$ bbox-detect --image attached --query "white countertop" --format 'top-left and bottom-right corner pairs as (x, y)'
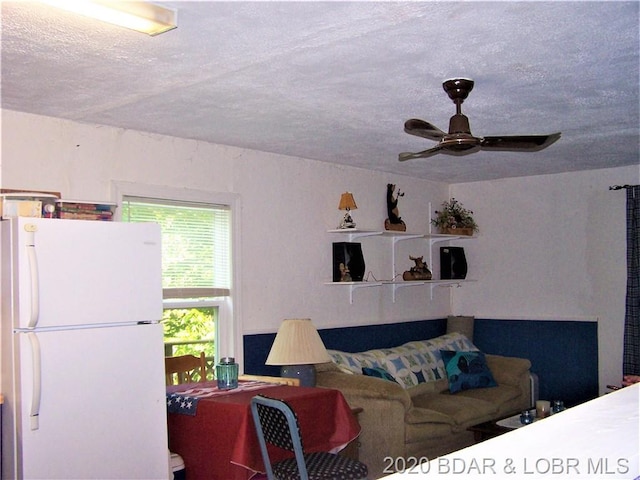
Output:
(381, 383), (639, 479)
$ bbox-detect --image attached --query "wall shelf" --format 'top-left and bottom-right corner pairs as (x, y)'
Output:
(327, 228), (475, 303)
(324, 280), (382, 303)
(326, 229), (383, 241)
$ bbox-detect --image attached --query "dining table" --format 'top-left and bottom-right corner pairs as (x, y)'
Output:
(166, 380), (361, 480)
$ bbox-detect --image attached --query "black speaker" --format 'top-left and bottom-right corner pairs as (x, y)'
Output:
(440, 247), (467, 280)
(332, 242), (365, 282)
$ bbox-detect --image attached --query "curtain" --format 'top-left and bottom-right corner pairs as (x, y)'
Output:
(623, 186), (640, 375)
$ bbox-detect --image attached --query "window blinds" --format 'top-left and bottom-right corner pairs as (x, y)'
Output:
(122, 197), (231, 299)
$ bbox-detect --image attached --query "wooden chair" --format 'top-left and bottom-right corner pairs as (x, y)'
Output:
(239, 374), (300, 386)
(165, 352), (207, 385)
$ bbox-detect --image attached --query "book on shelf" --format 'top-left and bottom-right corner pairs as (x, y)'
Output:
(55, 200), (116, 221)
(57, 211), (114, 221)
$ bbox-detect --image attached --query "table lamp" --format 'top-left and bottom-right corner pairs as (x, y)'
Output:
(338, 192), (357, 229)
(265, 318), (331, 387)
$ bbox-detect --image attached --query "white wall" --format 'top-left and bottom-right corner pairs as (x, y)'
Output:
(0, 109), (452, 365)
(2, 109), (637, 391)
(450, 165), (639, 394)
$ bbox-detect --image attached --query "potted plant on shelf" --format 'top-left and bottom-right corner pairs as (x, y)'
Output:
(431, 198), (478, 235)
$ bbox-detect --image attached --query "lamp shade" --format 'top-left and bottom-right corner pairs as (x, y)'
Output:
(338, 192), (357, 211)
(266, 319), (331, 365)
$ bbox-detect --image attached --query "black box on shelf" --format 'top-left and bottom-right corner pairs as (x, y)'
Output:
(440, 246), (467, 279)
(332, 242), (365, 282)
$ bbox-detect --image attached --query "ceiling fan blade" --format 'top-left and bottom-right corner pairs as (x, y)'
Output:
(480, 132), (561, 152)
(398, 145), (444, 162)
(404, 119), (446, 141)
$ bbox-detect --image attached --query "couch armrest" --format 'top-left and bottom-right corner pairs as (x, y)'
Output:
(316, 369), (412, 478)
(486, 354), (531, 387)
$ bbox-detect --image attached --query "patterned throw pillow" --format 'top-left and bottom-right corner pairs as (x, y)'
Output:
(404, 332), (479, 382)
(362, 367), (399, 383)
(327, 349), (387, 374)
(326, 350), (364, 373)
(440, 350), (497, 393)
(327, 333), (482, 389)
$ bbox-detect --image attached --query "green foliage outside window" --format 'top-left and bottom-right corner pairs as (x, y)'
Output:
(163, 307), (216, 357)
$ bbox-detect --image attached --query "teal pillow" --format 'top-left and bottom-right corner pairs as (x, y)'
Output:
(362, 367), (398, 383)
(440, 350), (497, 393)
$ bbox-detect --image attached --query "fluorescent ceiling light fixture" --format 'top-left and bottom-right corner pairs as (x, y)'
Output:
(42, 1), (177, 36)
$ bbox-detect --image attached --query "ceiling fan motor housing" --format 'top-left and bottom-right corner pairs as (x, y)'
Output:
(444, 113), (480, 153)
(449, 113), (472, 135)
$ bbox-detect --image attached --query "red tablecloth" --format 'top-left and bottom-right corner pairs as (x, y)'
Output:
(167, 381), (361, 480)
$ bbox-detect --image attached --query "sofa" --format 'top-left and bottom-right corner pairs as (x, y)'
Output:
(315, 332), (532, 478)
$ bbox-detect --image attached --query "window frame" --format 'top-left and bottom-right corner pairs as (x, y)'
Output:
(113, 181), (243, 369)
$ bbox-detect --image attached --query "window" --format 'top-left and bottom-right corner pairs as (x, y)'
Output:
(121, 194), (234, 376)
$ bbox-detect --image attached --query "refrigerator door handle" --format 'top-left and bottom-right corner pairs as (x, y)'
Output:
(25, 226), (40, 329)
(26, 331), (42, 430)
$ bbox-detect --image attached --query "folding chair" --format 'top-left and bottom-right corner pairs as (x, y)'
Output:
(250, 395), (368, 480)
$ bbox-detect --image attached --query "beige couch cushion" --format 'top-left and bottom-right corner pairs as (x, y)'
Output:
(405, 406), (456, 425)
(453, 383), (521, 405)
(412, 391), (498, 427)
(408, 378), (449, 398)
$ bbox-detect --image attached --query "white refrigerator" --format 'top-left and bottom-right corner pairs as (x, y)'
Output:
(1, 217), (169, 479)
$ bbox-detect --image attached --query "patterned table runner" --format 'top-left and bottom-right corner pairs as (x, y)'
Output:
(167, 381), (278, 415)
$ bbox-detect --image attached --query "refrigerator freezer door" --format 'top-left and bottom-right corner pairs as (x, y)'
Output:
(9, 217), (162, 329)
(11, 323), (169, 479)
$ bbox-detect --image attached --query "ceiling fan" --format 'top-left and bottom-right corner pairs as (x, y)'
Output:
(399, 78), (561, 162)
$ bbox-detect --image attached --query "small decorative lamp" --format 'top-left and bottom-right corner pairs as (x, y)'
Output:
(265, 318), (331, 387)
(338, 192), (357, 229)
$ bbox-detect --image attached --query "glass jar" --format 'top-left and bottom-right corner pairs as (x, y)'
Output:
(216, 357), (238, 390)
(552, 400), (565, 413)
(520, 410), (534, 425)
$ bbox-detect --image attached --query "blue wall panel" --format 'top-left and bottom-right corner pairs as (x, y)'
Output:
(473, 318), (599, 406)
(243, 317), (599, 406)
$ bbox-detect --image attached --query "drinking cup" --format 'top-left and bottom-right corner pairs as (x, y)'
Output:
(536, 400), (551, 419)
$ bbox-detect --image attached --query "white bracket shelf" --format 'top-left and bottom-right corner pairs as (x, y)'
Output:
(326, 229), (383, 240)
(327, 227), (475, 303)
(324, 281), (382, 304)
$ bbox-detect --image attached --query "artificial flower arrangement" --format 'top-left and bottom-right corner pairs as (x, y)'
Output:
(431, 198), (478, 235)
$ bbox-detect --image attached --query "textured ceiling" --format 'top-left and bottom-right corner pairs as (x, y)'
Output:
(1, 1), (639, 183)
